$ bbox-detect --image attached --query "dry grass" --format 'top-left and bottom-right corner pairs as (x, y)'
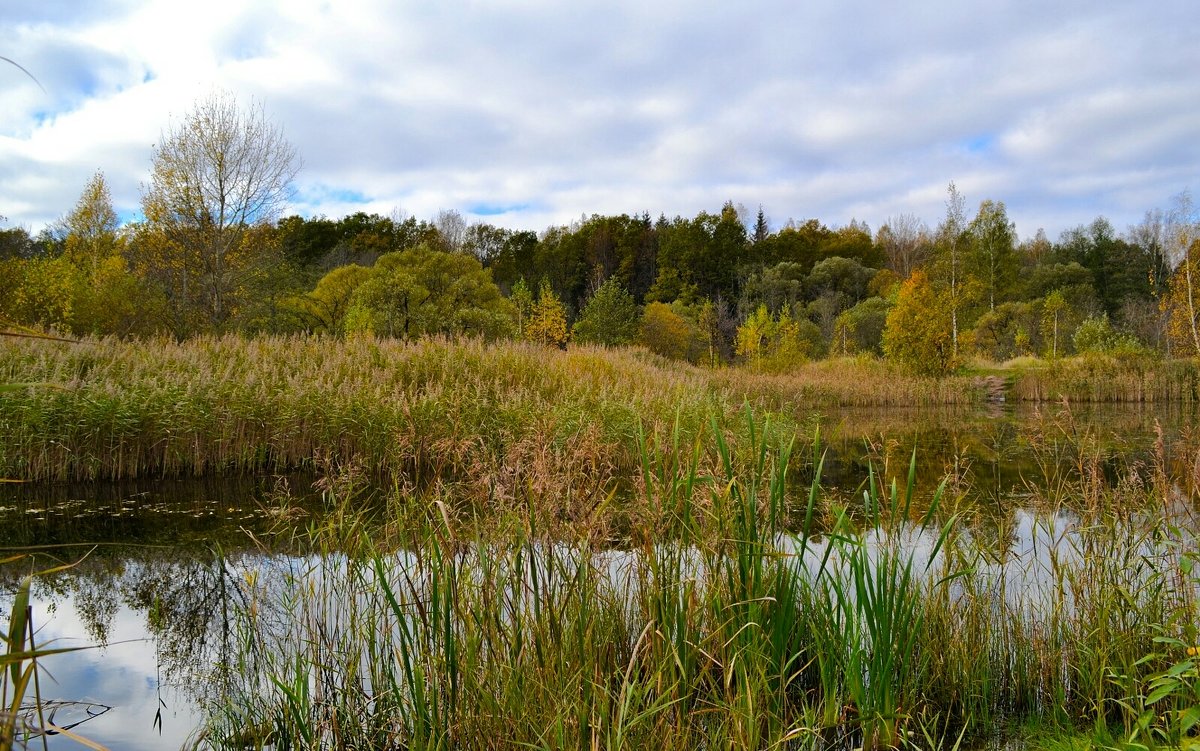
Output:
(0, 337), (976, 485)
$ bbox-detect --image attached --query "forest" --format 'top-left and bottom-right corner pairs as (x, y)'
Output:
(5, 168), (1199, 379)
(3, 95), (1198, 376)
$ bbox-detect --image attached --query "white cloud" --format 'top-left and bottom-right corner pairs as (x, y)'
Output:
(1, 0), (1198, 240)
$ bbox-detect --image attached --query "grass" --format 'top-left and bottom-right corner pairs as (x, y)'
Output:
(4, 332), (1200, 748)
(181, 407), (1200, 750)
(5, 335), (1198, 485)
(998, 354), (1200, 404)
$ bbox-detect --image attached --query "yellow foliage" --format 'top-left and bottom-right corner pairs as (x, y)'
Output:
(1163, 240), (1200, 357)
(640, 302), (701, 361)
(882, 270), (957, 376)
(525, 280), (569, 348)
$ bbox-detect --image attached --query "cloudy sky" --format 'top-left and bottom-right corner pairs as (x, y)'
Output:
(2, 0), (1197, 241)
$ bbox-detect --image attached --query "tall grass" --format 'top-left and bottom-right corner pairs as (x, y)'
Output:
(1009, 355), (1200, 404)
(0, 336), (982, 484)
(192, 408), (1200, 750)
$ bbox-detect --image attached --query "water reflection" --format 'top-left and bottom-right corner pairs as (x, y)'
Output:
(1, 402), (1198, 748)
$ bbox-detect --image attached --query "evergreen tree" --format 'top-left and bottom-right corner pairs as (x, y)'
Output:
(572, 277), (639, 346)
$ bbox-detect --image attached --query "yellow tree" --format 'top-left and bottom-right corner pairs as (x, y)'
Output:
(882, 270), (957, 376)
(1164, 238), (1200, 356)
(640, 302), (702, 362)
(735, 304), (774, 368)
(1162, 193), (1200, 356)
(62, 171), (120, 275)
(525, 279), (569, 348)
(57, 171), (166, 336)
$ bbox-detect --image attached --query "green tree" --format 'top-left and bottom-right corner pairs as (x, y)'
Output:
(968, 199), (1018, 312)
(970, 301), (1038, 362)
(832, 297), (891, 356)
(882, 270), (956, 376)
(1074, 314), (1145, 356)
(932, 181), (970, 357)
(293, 264), (373, 332)
(509, 278), (534, 337)
(342, 245), (514, 340)
(571, 277), (639, 346)
(1041, 290), (1068, 358)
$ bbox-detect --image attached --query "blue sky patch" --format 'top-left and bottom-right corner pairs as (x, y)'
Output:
(467, 202), (532, 216)
(298, 185), (370, 205)
(963, 134), (995, 154)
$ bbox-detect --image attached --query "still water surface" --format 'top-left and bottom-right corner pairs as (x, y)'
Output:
(1, 402), (1196, 749)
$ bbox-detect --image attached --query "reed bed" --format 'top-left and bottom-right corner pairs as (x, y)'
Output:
(0, 336), (979, 486)
(1009, 355), (1200, 404)
(712, 355), (982, 410)
(191, 411), (1200, 751)
(0, 335), (719, 485)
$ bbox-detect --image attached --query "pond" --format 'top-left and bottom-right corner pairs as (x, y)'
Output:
(1, 401), (1197, 750)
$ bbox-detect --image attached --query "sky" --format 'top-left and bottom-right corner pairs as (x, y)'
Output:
(2, 0), (1198, 242)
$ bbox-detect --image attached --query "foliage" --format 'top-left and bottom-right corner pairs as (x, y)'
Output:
(292, 264), (374, 332)
(139, 90), (300, 331)
(967, 198), (1018, 311)
(831, 296), (891, 356)
(1073, 314), (1148, 357)
(735, 304), (819, 372)
(525, 278), (570, 348)
(572, 276), (640, 346)
(882, 270), (957, 376)
(971, 301), (1039, 362)
(343, 245), (515, 340)
(508, 278), (534, 337)
(1041, 290), (1069, 358)
(640, 302), (704, 362)
(1164, 239), (1200, 357)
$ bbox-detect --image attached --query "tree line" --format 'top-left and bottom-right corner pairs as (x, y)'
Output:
(2, 92), (1199, 374)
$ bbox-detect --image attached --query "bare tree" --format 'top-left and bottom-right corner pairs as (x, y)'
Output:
(434, 209), (467, 252)
(140, 90), (301, 329)
(875, 212), (930, 278)
(938, 182), (968, 357)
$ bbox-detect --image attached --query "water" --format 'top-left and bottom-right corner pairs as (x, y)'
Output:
(1, 402), (1197, 749)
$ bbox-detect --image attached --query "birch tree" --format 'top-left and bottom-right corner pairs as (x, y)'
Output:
(140, 90), (300, 330)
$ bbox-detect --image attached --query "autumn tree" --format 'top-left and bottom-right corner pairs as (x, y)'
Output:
(735, 304), (819, 372)
(525, 278), (570, 348)
(140, 90), (300, 331)
(57, 171), (166, 336)
(882, 270), (956, 376)
(61, 171), (121, 274)
(640, 302), (703, 362)
(1161, 192), (1200, 356)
